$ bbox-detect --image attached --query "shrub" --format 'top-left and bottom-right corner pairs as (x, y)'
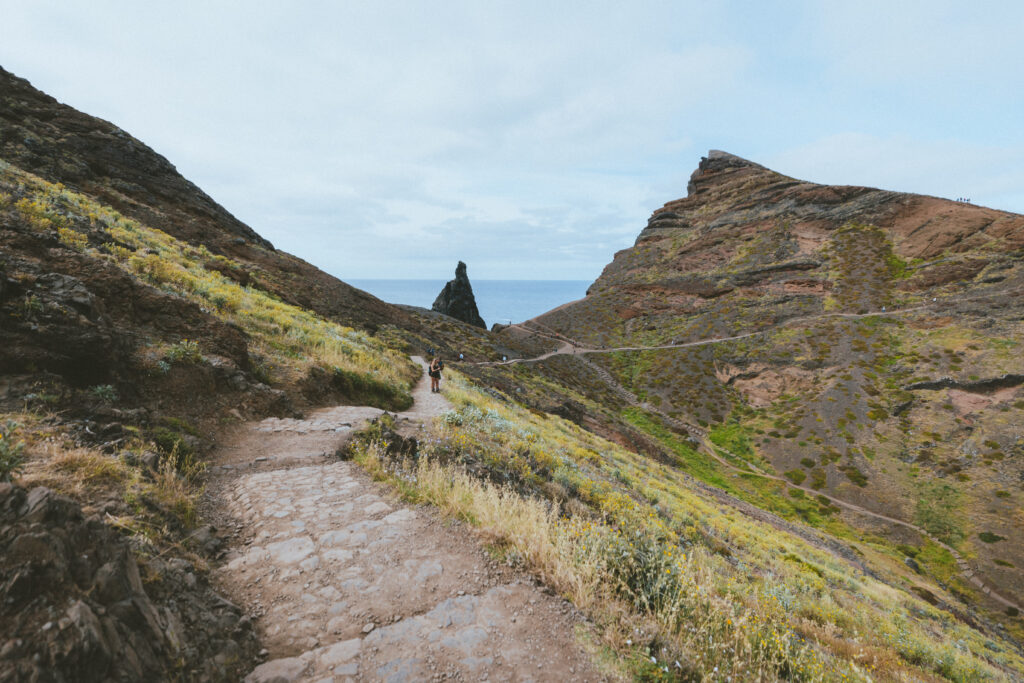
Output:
(164, 339), (202, 364)
(809, 468), (826, 489)
(57, 226), (88, 250)
(784, 469), (806, 485)
(150, 427), (195, 460)
(838, 465), (868, 487)
(90, 384), (118, 403)
(978, 531), (1005, 543)
(0, 421), (27, 482)
(22, 294), (44, 316)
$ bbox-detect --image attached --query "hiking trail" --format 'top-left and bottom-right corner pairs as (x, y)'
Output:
(205, 357), (605, 682)
(481, 293), (1023, 613)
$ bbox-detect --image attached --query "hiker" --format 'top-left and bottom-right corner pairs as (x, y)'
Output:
(459, 352), (464, 361)
(429, 357), (444, 393)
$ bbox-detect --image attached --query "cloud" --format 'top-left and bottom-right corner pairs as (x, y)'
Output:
(2, 2), (1021, 282)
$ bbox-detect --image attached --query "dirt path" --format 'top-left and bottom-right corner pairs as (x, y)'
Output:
(206, 358), (606, 682)
(495, 320), (1024, 612)
(483, 285), (1024, 367)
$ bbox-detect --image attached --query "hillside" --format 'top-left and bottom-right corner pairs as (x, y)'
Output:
(3, 66), (1024, 681)
(491, 150), (1024, 624)
(0, 67), (539, 681)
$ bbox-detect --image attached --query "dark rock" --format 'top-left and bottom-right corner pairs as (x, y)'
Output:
(432, 261), (486, 328)
(190, 525), (223, 556)
(904, 374), (1024, 393)
(904, 556), (923, 574)
(0, 484), (259, 681)
(140, 451), (161, 471)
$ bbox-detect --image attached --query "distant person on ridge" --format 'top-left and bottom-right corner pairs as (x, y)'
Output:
(429, 357), (444, 393)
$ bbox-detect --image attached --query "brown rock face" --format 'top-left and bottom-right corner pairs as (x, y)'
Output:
(523, 151), (1024, 605)
(545, 150), (1024, 344)
(0, 484), (259, 682)
(432, 261), (486, 329)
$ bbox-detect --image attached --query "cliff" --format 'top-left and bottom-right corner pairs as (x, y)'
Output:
(431, 261), (486, 328)
(518, 150), (1024, 610)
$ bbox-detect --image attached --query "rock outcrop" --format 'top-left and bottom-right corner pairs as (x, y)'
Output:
(0, 484), (259, 682)
(432, 261), (486, 328)
(518, 150), (1024, 602)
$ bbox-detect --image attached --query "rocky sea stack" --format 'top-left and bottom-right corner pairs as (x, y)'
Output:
(431, 261), (486, 328)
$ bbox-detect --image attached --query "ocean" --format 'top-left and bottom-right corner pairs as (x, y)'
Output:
(347, 280), (590, 327)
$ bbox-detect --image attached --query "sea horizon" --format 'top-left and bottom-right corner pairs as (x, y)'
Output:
(348, 279), (590, 327)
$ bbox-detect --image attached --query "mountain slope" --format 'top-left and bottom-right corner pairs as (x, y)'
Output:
(4, 66), (1024, 680)
(0, 66), (421, 333)
(514, 150), (1024, 623)
(0, 66), (523, 680)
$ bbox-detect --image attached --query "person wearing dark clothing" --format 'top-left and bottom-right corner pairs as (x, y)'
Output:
(429, 357), (444, 393)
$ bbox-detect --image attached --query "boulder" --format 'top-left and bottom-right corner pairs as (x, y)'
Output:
(431, 261), (486, 328)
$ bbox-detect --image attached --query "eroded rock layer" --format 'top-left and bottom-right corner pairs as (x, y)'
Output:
(526, 150), (1024, 605)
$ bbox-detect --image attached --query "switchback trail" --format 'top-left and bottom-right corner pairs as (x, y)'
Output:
(205, 358), (606, 682)
(482, 285), (1024, 367)
(479, 291), (1023, 613)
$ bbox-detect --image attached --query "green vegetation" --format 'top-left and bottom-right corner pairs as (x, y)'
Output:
(914, 481), (965, 546)
(838, 464), (868, 487)
(347, 372), (1024, 680)
(708, 421), (763, 470)
(151, 426), (196, 460)
(978, 532), (1006, 544)
(164, 339), (203, 364)
(784, 469), (806, 485)
(0, 420), (27, 482)
(9, 412), (206, 537)
(89, 384), (119, 403)
(620, 407), (731, 488)
(1, 162), (419, 409)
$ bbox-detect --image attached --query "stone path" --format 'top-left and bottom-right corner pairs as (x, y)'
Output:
(207, 358), (606, 682)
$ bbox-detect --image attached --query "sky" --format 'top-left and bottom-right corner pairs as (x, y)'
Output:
(1, 1), (1022, 281)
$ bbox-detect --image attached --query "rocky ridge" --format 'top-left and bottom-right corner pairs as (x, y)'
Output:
(431, 261), (486, 329)
(510, 150), (1024, 622)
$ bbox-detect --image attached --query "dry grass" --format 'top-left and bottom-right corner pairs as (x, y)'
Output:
(350, 372), (1024, 681)
(12, 412), (206, 546)
(354, 439), (850, 680)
